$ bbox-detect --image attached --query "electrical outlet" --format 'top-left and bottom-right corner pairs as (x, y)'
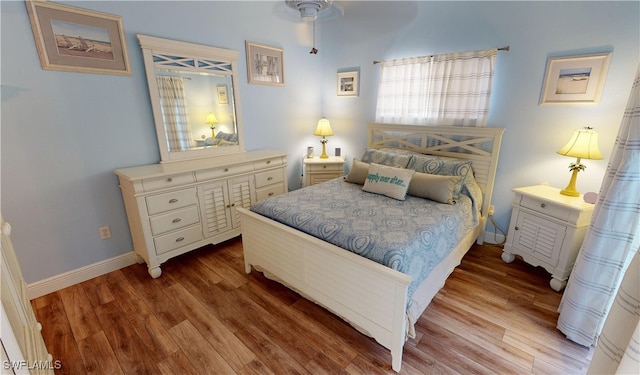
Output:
(99, 226), (111, 240)
(488, 205), (495, 216)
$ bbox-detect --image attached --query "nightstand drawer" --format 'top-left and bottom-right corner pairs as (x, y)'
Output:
(307, 163), (343, 172)
(146, 188), (198, 215)
(154, 225), (203, 255)
(149, 206), (200, 235)
(255, 169), (284, 188)
(519, 195), (571, 222)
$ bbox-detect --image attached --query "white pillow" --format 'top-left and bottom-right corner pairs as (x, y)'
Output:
(362, 163), (415, 201)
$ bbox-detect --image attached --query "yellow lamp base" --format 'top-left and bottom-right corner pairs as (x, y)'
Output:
(560, 169), (581, 197)
(319, 137), (329, 159)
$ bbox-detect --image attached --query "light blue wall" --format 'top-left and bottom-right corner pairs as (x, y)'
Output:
(1, 1), (638, 284)
(320, 1), (638, 240)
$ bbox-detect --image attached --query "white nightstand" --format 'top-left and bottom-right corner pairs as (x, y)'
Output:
(502, 185), (595, 292)
(303, 156), (345, 186)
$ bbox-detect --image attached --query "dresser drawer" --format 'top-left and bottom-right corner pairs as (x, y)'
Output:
(196, 163), (254, 181)
(146, 188), (197, 215)
(255, 169), (284, 188)
(153, 225), (203, 255)
(519, 195), (571, 222)
(149, 206), (200, 236)
(254, 157), (284, 171)
(256, 183), (285, 201)
(307, 163), (343, 172)
(142, 172), (194, 192)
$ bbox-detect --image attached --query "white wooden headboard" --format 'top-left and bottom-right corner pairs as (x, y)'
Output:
(367, 123), (505, 218)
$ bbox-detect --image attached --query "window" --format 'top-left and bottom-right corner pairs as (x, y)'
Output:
(375, 48), (497, 127)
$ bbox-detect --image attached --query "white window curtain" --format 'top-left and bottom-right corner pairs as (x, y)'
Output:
(587, 250), (639, 374)
(156, 76), (193, 151)
(557, 64), (640, 353)
(375, 48), (497, 127)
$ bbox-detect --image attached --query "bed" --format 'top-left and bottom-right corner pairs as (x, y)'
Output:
(237, 123), (504, 371)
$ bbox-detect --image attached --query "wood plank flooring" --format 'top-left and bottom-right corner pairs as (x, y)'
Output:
(31, 238), (593, 374)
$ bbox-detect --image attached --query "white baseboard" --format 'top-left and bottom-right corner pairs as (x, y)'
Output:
(26, 252), (139, 299)
(482, 231), (506, 246)
(26, 232), (506, 299)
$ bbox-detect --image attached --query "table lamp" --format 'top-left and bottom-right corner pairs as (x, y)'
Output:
(206, 113), (218, 138)
(314, 118), (333, 159)
(556, 127), (603, 197)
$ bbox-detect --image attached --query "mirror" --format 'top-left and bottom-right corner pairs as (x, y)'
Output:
(138, 34), (245, 163)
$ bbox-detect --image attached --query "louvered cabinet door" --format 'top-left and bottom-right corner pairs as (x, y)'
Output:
(228, 175), (256, 229)
(198, 181), (233, 238)
(511, 210), (567, 267)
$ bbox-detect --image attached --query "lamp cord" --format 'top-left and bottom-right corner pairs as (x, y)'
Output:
(489, 214), (507, 246)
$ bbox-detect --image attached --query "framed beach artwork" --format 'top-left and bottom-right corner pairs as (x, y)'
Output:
(217, 85), (228, 104)
(539, 52), (611, 105)
(26, 0), (131, 76)
(337, 70), (359, 96)
(245, 41), (284, 86)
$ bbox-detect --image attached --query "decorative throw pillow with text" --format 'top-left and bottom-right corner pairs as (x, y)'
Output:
(362, 163), (415, 200)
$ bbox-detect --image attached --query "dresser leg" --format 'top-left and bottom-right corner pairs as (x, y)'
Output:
(501, 251), (515, 263)
(550, 277), (566, 292)
(148, 266), (162, 279)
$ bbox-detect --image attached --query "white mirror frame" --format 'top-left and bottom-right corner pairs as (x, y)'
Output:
(138, 34), (245, 163)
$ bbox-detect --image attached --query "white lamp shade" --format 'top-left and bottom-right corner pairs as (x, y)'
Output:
(314, 118), (333, 136)
(557, 127), (603, 160)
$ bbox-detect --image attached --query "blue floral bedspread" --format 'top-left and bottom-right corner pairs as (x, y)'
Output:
(250, 178), (479, 303)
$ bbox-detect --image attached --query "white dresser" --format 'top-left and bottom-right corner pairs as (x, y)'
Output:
(501, 185), (594, 291)
(114, 150), (287, 278)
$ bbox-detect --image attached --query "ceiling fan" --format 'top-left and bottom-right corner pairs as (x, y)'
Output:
(284, 1), (340, 54)
(285, 0), (333, 22)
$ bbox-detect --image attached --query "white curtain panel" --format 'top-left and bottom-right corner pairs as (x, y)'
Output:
(156, 76), (193, 151)
(557, 64), (640, 350)
(375, 48), (496, 127)
(587, 250), (639, 374)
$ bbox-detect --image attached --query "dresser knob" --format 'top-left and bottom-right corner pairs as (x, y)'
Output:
(268, 192), (274, 196)
(515, 226), (520, 230)
(172, 218), (181, 223)
(323, 165), (327, 169)
(267, 177), (273, 181)
(175, 237), (184, 242)
(167, 177), (173, 182)
(266, 160), (271, 164)
(224, 168), (229, 172)
(540, 203), (546, 208)
(169, 198), (178, 204)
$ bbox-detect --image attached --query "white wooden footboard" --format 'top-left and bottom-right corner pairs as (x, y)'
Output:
(238, 207), (412, 372)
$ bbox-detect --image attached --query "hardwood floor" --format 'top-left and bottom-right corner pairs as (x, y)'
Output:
(31, 238), (593, 374)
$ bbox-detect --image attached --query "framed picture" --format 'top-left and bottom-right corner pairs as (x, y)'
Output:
(245, 41), (284, 86)
(26, 1), (131, 76)
(540, 52), (611, 105)
(337, 70), (359, 96)
(217, 85), (228, 104)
